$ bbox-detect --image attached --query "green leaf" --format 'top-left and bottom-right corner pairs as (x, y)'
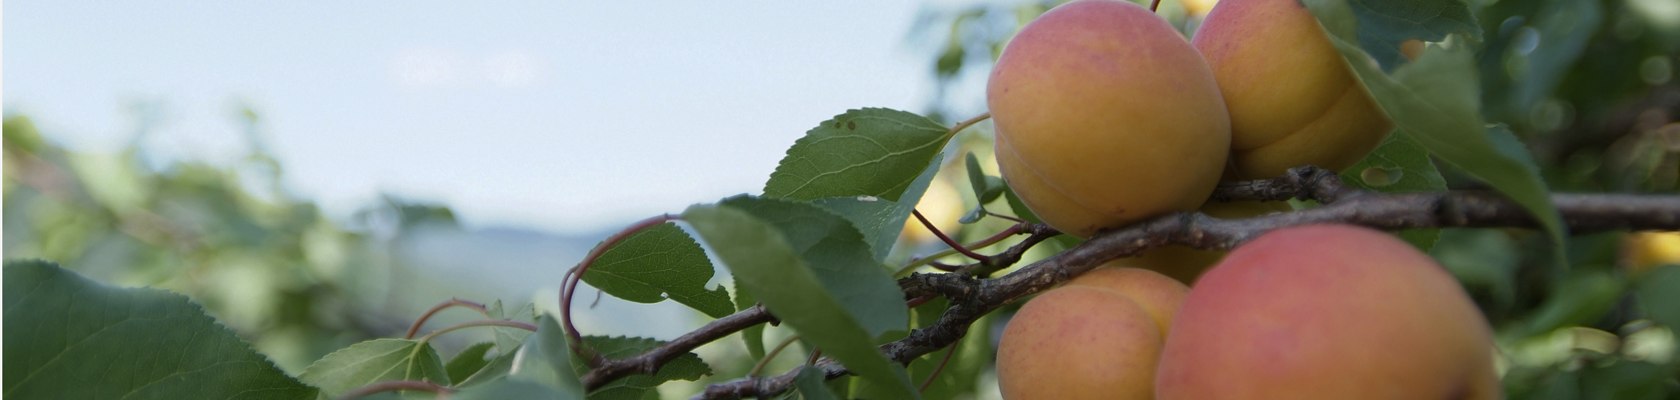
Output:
(1342, 133), (1446, 250)
(1306, 1), (1567, 256)
(764, 108), (952, 202)
(508, 316), (585, 395)
(1430, 229), (1519, 310)
(1479, 0), (1602, 124)
(1635, 265), (1680, 329)
(581, 222), (732, 318)
(964, 153), (988, 202)
(718, 196), (909, 339)
(447, 342), (497, 385)
(683, 204), (917, 398)
(451, 379), (580, 400)
(485, 301), (536, 355)
(299, 339), (449, 396)
(571, 336), (710, 400)
(1343, 132), (1446, 193)
(2, 260), (319, 400)
(733, 278), (767, 360)
(1509, 271), (1625, 339)
(1345, 0), (1480, 71)
(811, 154), (943, 262)
(962, 153), (1006, 207)
(793, 367), (840, 400)
(455, 348), (516, 388)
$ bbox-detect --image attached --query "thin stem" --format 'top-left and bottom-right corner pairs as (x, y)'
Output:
(983, 210), (1026, 223)
(947, 112), (991, 138)
(416, 319), (539, 344)
(895, 222), (1028, 277)
(748, 335), (802, 377)
(561, 213), (678, 365)
(404, 298), (490, 339)
(919, 342), (961, 392)
(914, 210), (990, 262)
(1150, 0), (1162, 12)
(337, 380), (452, 400)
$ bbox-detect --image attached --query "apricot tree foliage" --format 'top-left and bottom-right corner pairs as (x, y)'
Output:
(6, 0), (1680, 399)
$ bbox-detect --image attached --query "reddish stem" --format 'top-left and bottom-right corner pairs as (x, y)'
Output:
(560, 213), (679, 366)
(337, 380), (452, 400)
(919, 342), (961, 392)
(416, 319), (539, 344)
(913, 210), (990, 262)
(1150, 0), (1162, 12)
(404, 298), (490, 339)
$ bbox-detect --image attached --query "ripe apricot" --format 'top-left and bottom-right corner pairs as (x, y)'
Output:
(989, 0), (1230, 237)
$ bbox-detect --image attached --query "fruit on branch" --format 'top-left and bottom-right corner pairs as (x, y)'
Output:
(997, 266), (1188, 399)
(1192, 0), (1392, 180)
(989, 0), (1231, 238)
(1156, 224), (1501, 399)
(1112, 200), (1292, 284)
(1624, 231), (1680, 275)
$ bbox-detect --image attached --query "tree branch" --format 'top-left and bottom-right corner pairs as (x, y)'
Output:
(695, 166), (1680, 399)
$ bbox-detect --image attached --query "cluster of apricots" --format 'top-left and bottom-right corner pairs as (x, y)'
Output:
(987, 0), (1501, 398)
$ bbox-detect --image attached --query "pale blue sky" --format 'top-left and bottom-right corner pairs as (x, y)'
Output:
(6, 1), (982, 233)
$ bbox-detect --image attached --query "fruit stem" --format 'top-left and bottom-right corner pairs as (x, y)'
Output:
(947, 112), (991, 139)
(1150, 0), (1161, 12)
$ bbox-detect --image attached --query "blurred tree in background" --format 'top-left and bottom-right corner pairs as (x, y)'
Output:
(3, 109), (465, 373)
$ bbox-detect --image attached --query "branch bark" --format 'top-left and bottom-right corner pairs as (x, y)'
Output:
(564, 166), (1679, 398)
(690, 166), (1680, 399)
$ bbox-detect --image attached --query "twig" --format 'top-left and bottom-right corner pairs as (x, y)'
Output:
(561, 213), (678, 366)
(913, 210), (991, 262)
(695, 166), (1680, 399)
(896, 222), (1032, 276)
(578, 304), (774, 387)
(404, 298), (490, 339)
(748, 335), (802, 377)
(416, 319), (539, 344)
(918, 341), (962, 392)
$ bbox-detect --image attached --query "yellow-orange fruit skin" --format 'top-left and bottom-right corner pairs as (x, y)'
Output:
(1157, 224), (1501, 400)
(1193, 0), (1392, 180)
(989, 0), (1230, 237)
(1068, 264), (1190, 333)
(1625, 231), (1680, 275)
(998, 267), (1187, 399)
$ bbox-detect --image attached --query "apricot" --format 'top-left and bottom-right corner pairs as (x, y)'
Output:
(1157, 224), (1500, 399)
(1193, 0), (1392, 180)
(989, 0), (1230, 237)
(1624, 231), (1680, 275)
(997, 266), (1188, 399)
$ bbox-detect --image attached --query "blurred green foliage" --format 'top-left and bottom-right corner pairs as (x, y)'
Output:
(2, 111), (461, 374)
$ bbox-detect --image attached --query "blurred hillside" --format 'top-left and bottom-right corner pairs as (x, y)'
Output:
(2, 113), (703, 374)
